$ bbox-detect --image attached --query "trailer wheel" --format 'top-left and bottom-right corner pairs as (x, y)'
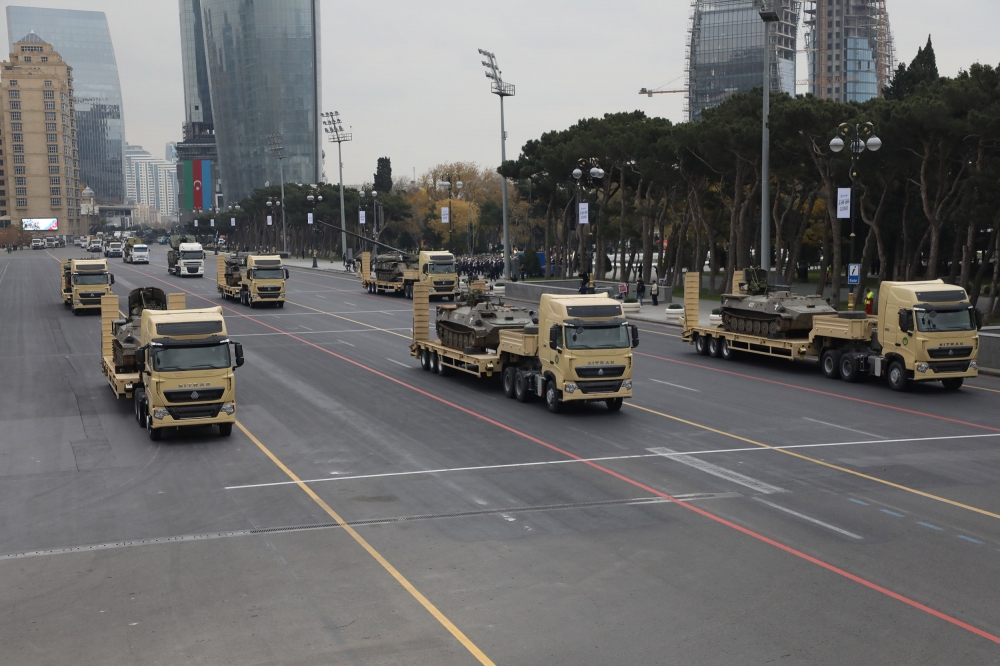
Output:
(821, 350), (842, 379)
(606, 398), (624, 411)
(694, 334), (709, 356)
(503, 366), (517, 398)
(545, 380), (562, 414)
(146, 414), (162, 441)
(437, 357), (452, 376)
(708, 337), (722, 358)
(419, 349), (431, 371)
(430, 351), (440, 374)
(218, 423), (233, 436)
(720, 338), (735, 360)
(839, 354), (862, 383)
(887, 361), (908, 391)
(514, 371), (532, 402)
(941, 378), (964, 390)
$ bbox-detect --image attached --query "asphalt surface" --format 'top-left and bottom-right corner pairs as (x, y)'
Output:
(3, 245), (1000, 665)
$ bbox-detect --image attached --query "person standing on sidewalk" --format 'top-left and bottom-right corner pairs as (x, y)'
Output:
(650, 279), (659, 306)
(636, 278), (646, 306)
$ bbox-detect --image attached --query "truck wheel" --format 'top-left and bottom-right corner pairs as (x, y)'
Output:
(839, 354), (862, 383)
(887, 361), (908, 391)
(606, 398), (624, 411)
(545, 380), (562, 414)
(821, 350), (842, 379)
(134, 391), (147, 427)
(720, 338), (736, 360)
(430, 351), (440, 374)
(437, 357), (452, 376)
(420, 348), (431, 371)
(277, 302), (285, 308)
(694, 334), (709, 356)
(514, 371), (532, 402)
(941, 378), (964, 390)
(708, 337), (722, 358)
(218, 423), (233, 436)
(146, 414), (162, 441)
(503, 366), (517, 398)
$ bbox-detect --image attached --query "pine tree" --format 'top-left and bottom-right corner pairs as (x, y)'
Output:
(373, 157), (392, 192)
(884, 35), (939, 100)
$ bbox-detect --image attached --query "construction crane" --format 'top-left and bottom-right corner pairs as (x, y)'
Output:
(639, 87), (685, 97)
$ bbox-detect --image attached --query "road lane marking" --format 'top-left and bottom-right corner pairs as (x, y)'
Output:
(803, 417), (884, 439)
(285, 300), (411, 339)
(649, 379), (700, 392)
(235, 421), (496, 666)
(386, 358), (410, 368)
(917, 521), (944, 531)
(957, 535), (984, 544)
(636, 327), (682, 338)
(881, 509), (905, 517)
(849, 498), (870, 506)
(968, 384), (1000, 394)
(234, 328), (411, 337)
(753, 498), (863, 540)
(336, 340), (356, 347)
(628, 402), (1000, 522)
(648, 447), (786, 494)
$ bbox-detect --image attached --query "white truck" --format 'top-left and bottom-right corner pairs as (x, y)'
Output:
(169, 242), (205, 277)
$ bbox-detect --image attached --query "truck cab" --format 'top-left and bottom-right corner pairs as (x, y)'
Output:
(105, 241), (123, 258)
(31, 238), (44, 250)
(419, 251), (458, 301)
(244, 255), (287, 306)
(133, 306), (242, 440)
(175, 242), (205, 277)
(62, 258), (114, 314)
(88, 238), (102, 253)
(878, 280), (980, 389)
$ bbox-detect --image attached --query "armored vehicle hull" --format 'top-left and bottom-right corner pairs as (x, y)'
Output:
(436, 294), (535, 351)
(721, 269), (837, 337)
(113, 287), (167, 371)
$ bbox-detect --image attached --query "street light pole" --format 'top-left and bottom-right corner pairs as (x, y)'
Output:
(322, 111), (352, 262)
(479, 49), (515, 280)
(759, 3), (781, 278)
(265, 133), (288, 254)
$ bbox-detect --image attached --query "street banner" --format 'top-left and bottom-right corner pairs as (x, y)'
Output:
(210, 219), (215, 227)
(837, 188), (851, 219)
(579, 202), (589, 225)
(359, 211), (366, 225)
(194, 220), (199, 227)
(266, 215), (272, 226)
(308, 212), (313, 225)
(231, 218), (236, 227)
(441, 207), (450, 224)
(180, 160), (213, 211)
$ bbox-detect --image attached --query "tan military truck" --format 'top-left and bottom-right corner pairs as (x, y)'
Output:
(410, 284), (637, 412)
(61, 257), (114, 314)
(216, 253), (288, 307)
(100, 292), (244, 440)
(360, 250), (459, 300)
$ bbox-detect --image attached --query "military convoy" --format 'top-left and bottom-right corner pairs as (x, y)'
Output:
(61, 257), (114, 314)
(123, 237), (150, 264)
(166, 235), (205, 277)
(216, 253), (288, 307)
(359, 250), (459, 300)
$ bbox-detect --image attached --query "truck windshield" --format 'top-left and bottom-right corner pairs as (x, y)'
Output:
(428, 262), (455, 274)
(565, 324), (630, 350)
(73, 273), (108, 285)
(181, 251), (203, 260)
(253, 268), (284, 279)
(915, 308), (975, 333)
(134, 245), (148, 251)
(152, 344), (231, 372)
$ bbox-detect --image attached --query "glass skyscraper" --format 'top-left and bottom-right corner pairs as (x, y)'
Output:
(197, 0), (322, 203)
(687, 0), (800, 121)
(6, 6), (127, 204)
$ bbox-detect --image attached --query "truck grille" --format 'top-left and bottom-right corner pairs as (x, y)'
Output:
(575, 365), (626, 379)
(433, 280), (455, 286)
(929, 361), (970, 374)
(163, 388), (226, 403)
(257, 285), (281, 293)
(186, 266), (200, 274)
(576, 380), (623, 394)
(927, 346), (973, 359)
(166, 403), (223, 420)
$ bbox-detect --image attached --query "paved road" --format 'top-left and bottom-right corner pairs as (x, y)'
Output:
(3, 246), (1000, 664)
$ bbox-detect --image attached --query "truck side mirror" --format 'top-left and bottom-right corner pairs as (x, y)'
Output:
(284, 268), (290, 279)
(135, 347), (146, 372)
(549, 325), (560, 350)
(974, 309), (984, 330)
(109, 274), (115, 284)
(630, 324), (640, 348)
(233, 342), (245, 368)
(898, 309), (913, 334)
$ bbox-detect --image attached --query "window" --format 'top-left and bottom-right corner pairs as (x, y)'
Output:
(43, 90), (54, 99)
(7, 80), (15, 87)
(40, 56), (47, 63)
(44, 101), (54, 110)
(10, 112), (21, 121)
(46, 133), (57, 142)
(10, 123), (21, 132)
(49, 166), (59, 175)
(50, 187), (60, 196)
(13, 166), (23, 175)
(9, 101), (20, 110)
(7, 90), (18, 99)
(13, 156), (23, 164)
(50, 198), (61, 207)
(44, 80), (51, 87)
(45, 112), (54, 121)
(14, 177), (25, 186)
(49, 155), (58, 164)
(15, 198), (26, 207)
(11, 134), (22, 143)
(15, 187), (26, 196)
(13, 145), (22, 153)
(49, 177), (60, 185)
(45, 123), (55, 131)
(48, 145), (58, 153)
(21, 56), (30, 62)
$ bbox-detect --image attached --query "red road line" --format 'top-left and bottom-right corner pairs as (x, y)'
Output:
(117, 263), (1000, 646)
(636, 351), (1000, 434)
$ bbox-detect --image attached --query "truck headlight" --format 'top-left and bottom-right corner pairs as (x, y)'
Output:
(73, 300), (81, 305)
(622, 380), (632, 390)
(970, 361), (978, 370)
(916, 363), (929, 373)
(564, 382), (578, 394)
(220, 403), (235, 415)
(152, 408), (168, 420)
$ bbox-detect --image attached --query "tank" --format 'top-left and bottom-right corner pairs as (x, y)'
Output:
(721, 268), (837, 337)
(435, 291), (535, 351)
(112, 287), (168, 371)
(372, 252), (418, 283)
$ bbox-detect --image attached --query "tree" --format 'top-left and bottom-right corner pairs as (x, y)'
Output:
(373, 157), (393, 193)
(884, 36), (939, 101)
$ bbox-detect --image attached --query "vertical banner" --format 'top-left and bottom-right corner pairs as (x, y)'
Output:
(201, 160), (212, 210)
(194, 220), (199, 227)
(230, 217), (236, 227)
(266, 215), (273, 226)
(837, 188), (851, 219)
(192, 160), (203, 212)
(359, 211), (366, 225)
(441, 206), (450, 224)
(181, 161), (193, 211)
(210, 218), (215, 227)
(307, 212), (314, 225)
(578, 202), (589, 225)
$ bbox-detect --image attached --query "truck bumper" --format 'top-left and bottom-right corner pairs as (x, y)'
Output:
(560, 380), (633, 403)
(149, 404), (236, 430)
(912, 362), (978, 382)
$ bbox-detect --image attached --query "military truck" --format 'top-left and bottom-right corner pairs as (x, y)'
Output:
(167, 236), (204, 277)
(410, 283), (638, 412)
(360, 250), (459, 300)
(123, 237), (150, 264)
(61, 257), (114, 314)
(682, 272), (982, 391)
(100, 292), (244, 440)
(216, 253), (288, 307)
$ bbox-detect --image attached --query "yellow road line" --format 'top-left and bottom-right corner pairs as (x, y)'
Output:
(967, 384), (1000, 394)
(235, 420), (496, 666)
(627, 402), (1000, 522)
(286, 299), (411, 339)
(637, 327), (681, 339)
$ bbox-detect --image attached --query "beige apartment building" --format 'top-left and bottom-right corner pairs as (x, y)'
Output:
(0, 33), (82, 238)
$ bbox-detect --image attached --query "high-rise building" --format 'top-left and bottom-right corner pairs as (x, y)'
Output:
(804, 0), (894, 103)
(176, 0), (217, 218)
(0, 34), (82, 236)
(686, 0), (800, 121)
(194, 0), (322, 204)
(6, 6), (127, 205)
(125, 144), (178, 219)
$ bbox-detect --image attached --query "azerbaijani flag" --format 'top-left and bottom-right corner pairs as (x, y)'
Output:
(180, 160), (213, 211)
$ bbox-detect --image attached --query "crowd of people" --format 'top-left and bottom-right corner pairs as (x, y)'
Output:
(456, 255), (506, 281)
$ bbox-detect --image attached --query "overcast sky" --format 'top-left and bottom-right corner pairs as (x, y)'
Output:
(2, 0), (998, 188)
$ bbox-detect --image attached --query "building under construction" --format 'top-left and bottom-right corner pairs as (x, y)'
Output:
(804, 0), (894, 102)
(686, 0), (801, 121)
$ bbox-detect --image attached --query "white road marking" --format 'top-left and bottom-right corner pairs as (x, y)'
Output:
(224, 432), (1000, 490)
(803, 417), (884, 439)
(344, 302), (356, 306)
(649, 447), (786, 494)
(234, 328), (412, 337)
(649, 379), (700, 392)
(337, 340), (356, 347)
(386, 358), (410, 368)
(299, 326), (313, 331)
(753, 497), (863, 539)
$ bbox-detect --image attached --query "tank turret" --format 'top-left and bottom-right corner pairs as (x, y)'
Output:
(435, 291), (535, 351)
(112, 287), (168, 371)
(372, 251), (418, 283)
(721, 268), (837, 336)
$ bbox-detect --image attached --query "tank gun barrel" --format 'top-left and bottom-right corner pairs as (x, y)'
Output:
(311, 220), (406, 255)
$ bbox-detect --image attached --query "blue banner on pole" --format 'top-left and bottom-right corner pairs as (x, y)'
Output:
(848, 263), (861, 285)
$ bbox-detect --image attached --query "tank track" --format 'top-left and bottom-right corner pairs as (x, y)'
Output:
(436, 321), (483, 351)
(722, 313), (783, 337)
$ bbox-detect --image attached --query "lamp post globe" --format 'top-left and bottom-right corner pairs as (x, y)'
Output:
(307, 194), (314, 203)
(572, 168), (582, 180)
(866, 136), (882, 152)
(829, 136), (845, 153)
(590, 167), (605, 179)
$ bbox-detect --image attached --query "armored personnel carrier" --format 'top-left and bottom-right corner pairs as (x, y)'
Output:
(721, 268), (837, 337)
(435, 291), (535, 351)
(372, 252), (419, 283)
(112, 287), (168, 372)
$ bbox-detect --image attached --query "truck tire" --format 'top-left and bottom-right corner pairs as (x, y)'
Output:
(146, 414), (162, 441)
(277, 301), (285, 308)
(606, 398), (624, 411)
(514, 371), (532, 402)
(720, 338), (736, 361)
(821, 350), (842, 379)
(218, 423), (233, 436)
(420, 348), (431, 371)
(941, 378), (964, 390)
(694, 334), (709, 356)
(437, 358), (452, 376)
(887, 361), (908, 391)
(503, 366), (517, 398)
(839, 354), (862, 383)
(545, 380), (562, 414)
(134, 391), (147, 427)
(708, 336), (722, 358)
(430, 351), (440, 374)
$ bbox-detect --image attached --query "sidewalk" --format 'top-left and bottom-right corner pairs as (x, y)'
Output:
(625, 300), (716, 329)
(282, 256), (356, 274)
